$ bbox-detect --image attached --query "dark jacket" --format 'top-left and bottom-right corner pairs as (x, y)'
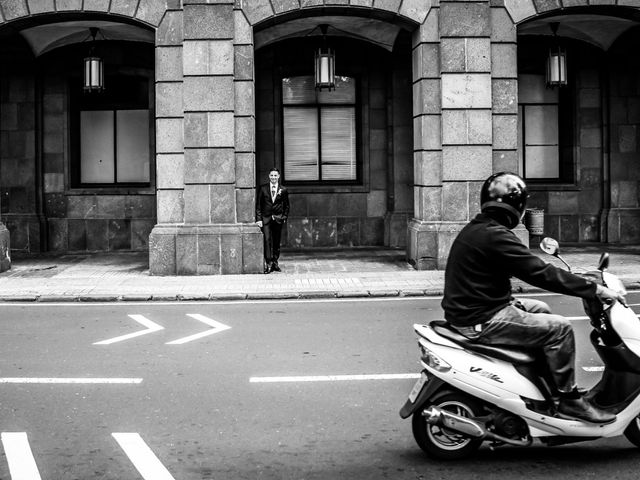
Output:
(255, 183), (290, 225)
(441, 213), (597, 327)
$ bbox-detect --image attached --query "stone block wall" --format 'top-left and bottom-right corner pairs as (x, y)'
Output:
(0, 40), (39, 255)
(46, 195), (156, 252)
(605, 32), (640, 243)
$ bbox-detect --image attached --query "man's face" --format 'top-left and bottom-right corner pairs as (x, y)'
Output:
(269, 171), (280, 185)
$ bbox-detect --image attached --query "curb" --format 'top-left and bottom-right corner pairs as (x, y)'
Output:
(0, 281), (637, 303)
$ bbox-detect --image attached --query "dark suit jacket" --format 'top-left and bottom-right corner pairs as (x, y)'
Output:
(256, 183), (290, 225)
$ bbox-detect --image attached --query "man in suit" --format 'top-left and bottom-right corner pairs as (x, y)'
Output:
(255, 168), (290, 274)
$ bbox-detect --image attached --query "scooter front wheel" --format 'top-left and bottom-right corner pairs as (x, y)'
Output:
(412, 392), (484, 460)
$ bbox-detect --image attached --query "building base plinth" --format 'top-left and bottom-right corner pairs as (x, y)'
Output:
(407, 220), (467, 270)
(604, 208), (640, 244)
(407, 219), (530, 270)
(0, 223), (10, 272)
(385, 212), (411, 248)
(149, 224), (263, 275)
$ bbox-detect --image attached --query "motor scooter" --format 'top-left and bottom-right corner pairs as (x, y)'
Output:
(400, 237), (640, 460)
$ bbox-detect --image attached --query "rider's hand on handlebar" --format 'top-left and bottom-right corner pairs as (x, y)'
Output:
(596, 284), (627, 307)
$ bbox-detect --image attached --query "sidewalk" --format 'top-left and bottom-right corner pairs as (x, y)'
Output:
(0, 246), (639, 302)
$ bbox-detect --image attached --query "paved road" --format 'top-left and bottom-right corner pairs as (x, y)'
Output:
(1, 295), (640, 479)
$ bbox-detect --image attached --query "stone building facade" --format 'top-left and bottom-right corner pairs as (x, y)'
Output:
(0, 0), (639, 274)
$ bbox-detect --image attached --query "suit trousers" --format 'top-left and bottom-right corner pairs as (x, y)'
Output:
(453, 298), (576, 394)
(262, 220), (283, 265)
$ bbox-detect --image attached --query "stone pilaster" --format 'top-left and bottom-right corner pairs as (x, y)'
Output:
(490, 3), (519, 175)
(150, 5), (186, 275)
(490, 2), (528, 248)
(409, 0), (499, 270)
(408, 8), (444, 270)
(149, 1), (262, 275)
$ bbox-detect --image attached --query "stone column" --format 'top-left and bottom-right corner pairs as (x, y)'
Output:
(491, 4), (528, 245)
(150, 7), (185, 275)
(439, 0), (494, 262)
(408, 0), (498, 270)
(407, 10), (443, 270)
(149, 0), (262, 275)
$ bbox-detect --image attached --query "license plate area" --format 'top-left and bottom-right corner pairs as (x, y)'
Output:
(408, 371), (428, 403)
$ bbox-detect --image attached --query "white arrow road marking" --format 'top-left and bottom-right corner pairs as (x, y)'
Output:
(250, 373), (421, 383)
(166, 314), (231, 345)
(1, 432), (42, 480)
(112, 433), (175, 480)
(94, 315), (164, 345)
(0, 377), (142, 384)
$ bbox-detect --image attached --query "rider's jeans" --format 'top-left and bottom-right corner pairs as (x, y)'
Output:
(454, 298), (576, 394)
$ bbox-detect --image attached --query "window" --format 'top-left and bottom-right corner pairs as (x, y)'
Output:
(517, 73), (573, 182)
(282, 76), (358, 182)
(72, 75), (151, 187)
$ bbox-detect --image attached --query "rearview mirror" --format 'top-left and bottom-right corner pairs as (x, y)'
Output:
(539, 237), (572, 271)
(598, 252), (609, 272)
(540, 237), (559, 256)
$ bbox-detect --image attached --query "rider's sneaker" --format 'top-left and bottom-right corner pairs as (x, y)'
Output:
(557, 397), (616, 424)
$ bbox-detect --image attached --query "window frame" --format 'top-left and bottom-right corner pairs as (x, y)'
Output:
(279, 74), (363, 186)
(69, 71), (154, 190)
(517, 38), (578, 188)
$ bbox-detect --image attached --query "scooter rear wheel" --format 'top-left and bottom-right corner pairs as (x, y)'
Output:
(412, 392), (484, 460)
(624, 415), (640, 447)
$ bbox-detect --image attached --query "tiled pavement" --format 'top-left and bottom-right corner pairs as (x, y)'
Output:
(0, 246), (639, 302)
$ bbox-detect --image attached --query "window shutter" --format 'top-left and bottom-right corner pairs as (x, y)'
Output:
(320, 107), (356, 180)
(283, 107), (319, 181)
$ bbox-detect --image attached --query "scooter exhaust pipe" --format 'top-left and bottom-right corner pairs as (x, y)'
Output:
(423, 407), (487, 438)
(422, 406), (532, 447)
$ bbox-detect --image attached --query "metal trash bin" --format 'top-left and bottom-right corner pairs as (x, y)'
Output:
(524, 208), (544, 235)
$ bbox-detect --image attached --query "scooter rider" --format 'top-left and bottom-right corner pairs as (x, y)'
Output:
(441, 172), (626, 424)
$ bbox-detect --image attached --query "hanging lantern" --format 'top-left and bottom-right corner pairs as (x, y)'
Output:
(546, 23), (567, 88)
(315, 48), (335, 91)
(546, 47), (567, 87)
(83, 27), (104, 93)
(84, 56), (104, 92)
(314, 24), (335, 91)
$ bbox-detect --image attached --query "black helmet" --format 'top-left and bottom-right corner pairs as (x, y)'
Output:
(480, 172), (529, 229)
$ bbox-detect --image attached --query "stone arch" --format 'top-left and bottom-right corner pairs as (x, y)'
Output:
(0, 0), (161, 261)
(0, 0), (167, 28)
(248, 1), (420, 253)
(241, 0), (430, 28)
(505, 0), (640, 24)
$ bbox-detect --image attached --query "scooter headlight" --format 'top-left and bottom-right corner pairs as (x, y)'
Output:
(419, 342), (451, 372)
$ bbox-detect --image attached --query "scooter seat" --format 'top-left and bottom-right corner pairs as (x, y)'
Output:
(430, 320), (537, 364)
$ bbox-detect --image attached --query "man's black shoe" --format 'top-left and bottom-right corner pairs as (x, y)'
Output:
(557, 397), (616, 424)
(264, 265), (271, 274)
(272, 263), (281, 272)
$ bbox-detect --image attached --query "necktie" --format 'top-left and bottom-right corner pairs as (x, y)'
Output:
(271, 186), (277, 201)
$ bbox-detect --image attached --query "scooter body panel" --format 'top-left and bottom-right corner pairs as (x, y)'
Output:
(417, 334), (545, 400)
(413, 324), (640, 438)
(609, 301), (640, 357)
